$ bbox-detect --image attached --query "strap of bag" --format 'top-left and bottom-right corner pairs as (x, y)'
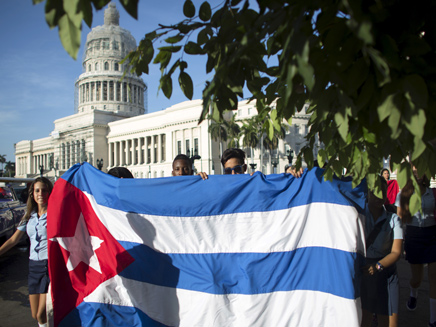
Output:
(366, 219), (387, 249)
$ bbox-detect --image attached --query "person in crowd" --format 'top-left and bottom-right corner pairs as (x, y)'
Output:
(107, 167), (134, 178)
(0, 177), (54, 327)
(172, 154), (208, 180)
(381, 168), (400, 213)
(396, 168), (436, 327)
(221, 148), (248, 175)
(222, 148), (304, 177)
(361, 176), (403, 327)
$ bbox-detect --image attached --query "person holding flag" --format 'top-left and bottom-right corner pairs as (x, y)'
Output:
(0, 177), (53, 327)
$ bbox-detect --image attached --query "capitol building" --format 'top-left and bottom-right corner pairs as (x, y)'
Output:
(15, 3), (313, 179)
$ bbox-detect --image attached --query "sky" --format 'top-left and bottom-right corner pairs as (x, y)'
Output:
(0, 0), (223, 163)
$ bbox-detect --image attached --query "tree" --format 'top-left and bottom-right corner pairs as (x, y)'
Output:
(240, 120), (259, 164)
(4, 161), (15, 177)
(34, 0), (436, 213)
(226, 113), (241, 149)
(208, 116), (228, 157)
(0, 154), (6, 172)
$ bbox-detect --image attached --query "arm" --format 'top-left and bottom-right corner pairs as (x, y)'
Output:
(367, 238), (402, 275)
(396, 205), (403, 218)
(0, 229), (26, 256)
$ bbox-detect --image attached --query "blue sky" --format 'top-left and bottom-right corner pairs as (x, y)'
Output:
(0, 0), (221, 162)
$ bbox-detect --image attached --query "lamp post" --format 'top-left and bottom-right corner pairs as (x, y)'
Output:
(188, 148), (201, 172)
(286, 149), (294, 164)
(96, 158), (104, 171)
(271, 158), (278, 174)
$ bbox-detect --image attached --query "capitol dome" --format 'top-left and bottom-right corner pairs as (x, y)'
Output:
(75, 2), (147, 116)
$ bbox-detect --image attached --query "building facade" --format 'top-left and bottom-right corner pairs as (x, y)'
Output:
(15, 3), (313, 179)
(15, 2), (147, 179)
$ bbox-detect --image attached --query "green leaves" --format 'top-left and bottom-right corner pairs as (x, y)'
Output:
(35, 0), (436, 205)
(179, 72), (193, 99)
(183, 0), (195, 18)
(58, 14), (82, 59)
(199, 2), (211, 22)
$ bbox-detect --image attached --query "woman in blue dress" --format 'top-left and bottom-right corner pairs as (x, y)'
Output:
(0, 177), (53, 327)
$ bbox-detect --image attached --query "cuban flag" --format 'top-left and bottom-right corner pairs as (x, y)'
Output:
(47, 162), (366, 327)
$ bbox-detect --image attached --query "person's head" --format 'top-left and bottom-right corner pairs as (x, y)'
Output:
(380, 168), (390, 181)
(221, 148), (247, 175)
(172, 154), (193, 176)
(368, 175), (387, 208)
(107, 167), (134, 179)
(24, 177), (53, 220)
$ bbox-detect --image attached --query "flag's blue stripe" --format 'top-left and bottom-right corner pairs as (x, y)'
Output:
(61, 163), (367, 217)
(118, 241), (364, 300)
(59, 302), (169, 327)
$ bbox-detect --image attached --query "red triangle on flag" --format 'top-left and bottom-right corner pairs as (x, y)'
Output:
(47, 178), (135, 326)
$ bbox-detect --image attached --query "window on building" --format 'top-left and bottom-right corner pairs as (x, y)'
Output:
(102, 39), (110, 49)
(88, 64), (91, 72)
(113, 41), (119, 50)
(248, 107), (252, 115)
(123, 83), (127, 102)
(186, 139), (190, 155)
(153, 135), (158, 163)
(90, 82), (94, 101)
(109, 81), (114, 101)
(104, 62), (109, 71)
(95, 40), (100, 50)
(238, 109), (242, 116)
(245, 147), (251, 158)
(147, 136), (151, 164)
(194, 138), (199, 156)
(86, 83), (89, 102)
(61, 144), (65, 170)
(96, 82), (100, 101)
(103, 81), (107, 101)
(116, 82), (121, 101)
(177, 140), (182, 155)
(66, 142), (70, 168)
(114, 63), (119, 71)
(161, 134), (166, 162)
(95, 62), (99, 71)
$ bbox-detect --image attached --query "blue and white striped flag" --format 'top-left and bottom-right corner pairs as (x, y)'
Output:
(47, 162), (366, 326)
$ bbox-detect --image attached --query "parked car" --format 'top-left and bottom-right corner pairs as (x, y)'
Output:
(0, 185), (27, 244)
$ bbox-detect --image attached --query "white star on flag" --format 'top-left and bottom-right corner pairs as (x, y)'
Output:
(51, 213), (104, 273)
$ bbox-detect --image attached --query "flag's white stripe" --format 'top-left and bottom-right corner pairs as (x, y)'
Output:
(85, 192), (365, 255)
(84, 274), (361, 327)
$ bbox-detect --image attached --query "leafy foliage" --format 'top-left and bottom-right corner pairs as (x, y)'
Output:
(35, 0), (436, 212)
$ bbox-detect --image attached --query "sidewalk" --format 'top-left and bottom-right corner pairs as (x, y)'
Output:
(397, 256), (431, 327)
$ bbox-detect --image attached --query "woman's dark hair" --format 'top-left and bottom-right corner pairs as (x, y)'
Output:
(107, 167), (134, 179)
(380, 168), (390, 176)
(23, 177), (53, 221)
(399, 173), (429, 224)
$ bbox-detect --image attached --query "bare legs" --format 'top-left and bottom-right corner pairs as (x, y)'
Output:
(29, 293), (47, 325)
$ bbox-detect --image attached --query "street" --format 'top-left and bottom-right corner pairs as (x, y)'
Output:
(0, 246), (431, 326)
